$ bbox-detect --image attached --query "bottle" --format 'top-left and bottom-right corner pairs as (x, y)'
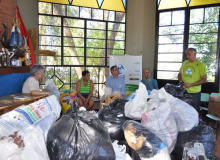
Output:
(1, 48), (6, 67)
(5, 49), (10, 66)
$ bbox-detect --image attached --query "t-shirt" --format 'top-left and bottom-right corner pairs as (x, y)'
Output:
(179, 60), (207, 93)
(106, 75), (125, 96)
(22, 76), (40, 93)
(79, 78), (91, 94)
(141, 78), (159, 90)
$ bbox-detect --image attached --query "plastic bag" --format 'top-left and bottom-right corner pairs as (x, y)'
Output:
(141, 102), (178, 152)
(99, 99), (130, 141)
(0, 95), (61, 139)
(125, 82), (148, 120)
(59, 90), (77, 113)
(0, 126), (50, 160)
(112, 140), (132, 160)
(44, 79), (60, 100)
(123, 120), (170, 159)
(47, 111), (115, 160)
(171, 125), (217, 160)
(164, 83), (186, 98)
(178, 93), (194, 106)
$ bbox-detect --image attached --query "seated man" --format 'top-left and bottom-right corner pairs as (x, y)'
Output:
(106, 65), (126, 97)
(141, 68), (158, 91)
(22, 64), (50, 96)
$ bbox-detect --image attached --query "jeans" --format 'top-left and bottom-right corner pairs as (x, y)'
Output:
(188, 92), (201, 113)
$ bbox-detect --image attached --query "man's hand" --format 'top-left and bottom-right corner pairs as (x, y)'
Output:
(184, 83), (192, 88)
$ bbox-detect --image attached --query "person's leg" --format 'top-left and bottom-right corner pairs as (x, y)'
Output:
(78, 97), (84, 107)
(87, 97), (94, 111)
(189, 92), (201, 113)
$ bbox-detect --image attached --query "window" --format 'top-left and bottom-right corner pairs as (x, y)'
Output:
(156, 6), (219, 83)
(38, 2), (126, 99)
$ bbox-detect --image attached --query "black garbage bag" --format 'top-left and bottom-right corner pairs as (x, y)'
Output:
(99, 99), (130, 141)
(171, 124), (217, 160)
(123, 120), (169, 159)
(47, 111), (115, 160)
(178, 93), (194, 106)
(164, 83), (186, 98)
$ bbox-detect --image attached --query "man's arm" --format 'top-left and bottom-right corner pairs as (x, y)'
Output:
(184, 75), (207, 88)
(178, 72), (183, 82)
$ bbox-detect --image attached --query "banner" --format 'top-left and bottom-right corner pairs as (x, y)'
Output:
(109, 55), (142, 95)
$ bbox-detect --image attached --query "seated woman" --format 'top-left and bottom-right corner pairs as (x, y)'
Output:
(22, 64), (50, 96)
(76, 70), (94, 111)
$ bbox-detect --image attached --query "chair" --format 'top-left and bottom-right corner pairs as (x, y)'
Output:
(199, 93), (209, 118)
(206, 92), (220, 139)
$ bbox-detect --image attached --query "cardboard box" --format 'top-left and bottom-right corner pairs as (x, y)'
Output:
(208, 95), (220, 118)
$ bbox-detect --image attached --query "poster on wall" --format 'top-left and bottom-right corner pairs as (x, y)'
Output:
(109, 55), (142, 95)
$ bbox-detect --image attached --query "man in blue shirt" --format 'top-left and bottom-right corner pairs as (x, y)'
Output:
(141, 68), (158, 91)
(106, 65), (126, 96)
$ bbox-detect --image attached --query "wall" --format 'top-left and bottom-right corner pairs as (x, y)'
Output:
(0, 0), (16, 48)
(126, 0), (156, 78)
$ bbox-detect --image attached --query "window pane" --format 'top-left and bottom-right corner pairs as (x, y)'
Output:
(39, 26), (61, 36)
(67, 6), (79, 17)
(64, 47), (84, 56)
(158, 44), (183, 53)
(188, 43), (217, 53)
(64, 28), (84, 37)
(87, 29), (106, 39)
(108, 23), (125, 32)
(92, 9), (103, 20)
(55, 67), (71, 83)
(108, 40), (125, 49)
(189, 33), (218, 43)
(159, 35), (184, 44)
(39, 2), (52, 14)
(158, 62), (182, 71)
(64, 57), (84, 65)
(205, 7), (219, 22)
(107, 49), (125, 55)
(86, 67), (99, 83)
(39, 46), (61, 56)
(157, 71), (178, 80)
(189, 23), (218, 33)
(87, 21), (106, 30)
(159, 12), (171, 26)
(104, 10), (115, 21)
(80, 7), (91, 19)
(86, 58), (105, 65)
(64, 37), (84, 47)
(53, 4), (66, 16)
(39, 16), (61, 26)
(159, 0), (187, 10)
(159, 26), (184, 35)
(39, 56), (61, 65)
(87, 39), (105, 48)
(64, 19), (84, 28)
(116, 12), (125, 22)
(39, 36), (61, 46)
(87, 49), (105, 57)
(108, 31), (125, 40)
(158, 54), (182, 62)
(71, 67), (85, 83)
(172, 10), (185, 25)
(189, 0), (220, 6)
(190, 9), (204, 24)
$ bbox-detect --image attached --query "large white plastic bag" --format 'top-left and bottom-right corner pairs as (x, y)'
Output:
(0, 95), (61, 139)
(169, 97), (198, 132)
(124, 82), (148, 120)
(151, 88), (198, 132)
(0, 126), (50, 160)
(44, 79), (60, 100)
(112, 140), (132, 160)
(141, 102), (178, 152)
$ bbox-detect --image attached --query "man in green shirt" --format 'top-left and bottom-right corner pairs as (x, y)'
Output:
(178, 48), (207, 113)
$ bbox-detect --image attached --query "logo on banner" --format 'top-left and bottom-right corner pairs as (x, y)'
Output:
(116, 64), (124, 75)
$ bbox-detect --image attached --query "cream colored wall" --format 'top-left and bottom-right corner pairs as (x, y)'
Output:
(126, 0), (156, 77)
(17, 0), (38, 31)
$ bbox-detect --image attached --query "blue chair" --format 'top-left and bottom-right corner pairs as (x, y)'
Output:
(199, 93), (209, 118)
(206, 92), (220, 139)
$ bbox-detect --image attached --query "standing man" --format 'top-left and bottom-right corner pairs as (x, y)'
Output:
(106, 65), (126, 97)
(178, 48), (207, 113)
(141, 68), (159, 90)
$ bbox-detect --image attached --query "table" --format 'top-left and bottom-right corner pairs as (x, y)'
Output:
(0, 93), (48, 115)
